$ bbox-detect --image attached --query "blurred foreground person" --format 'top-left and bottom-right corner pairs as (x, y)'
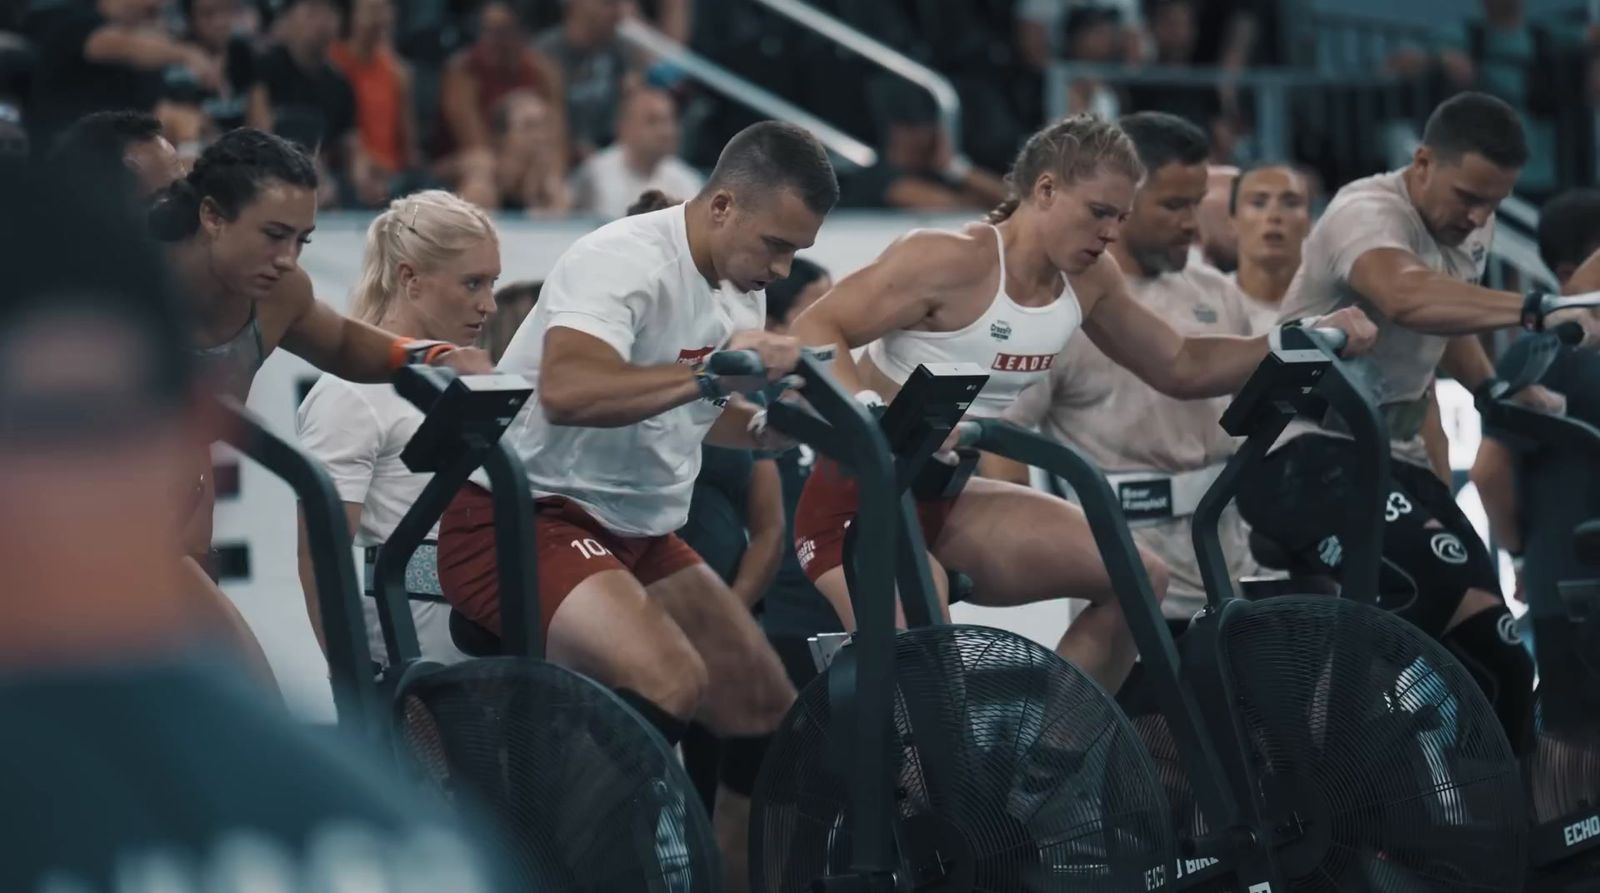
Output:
(0, 161), (509, 893)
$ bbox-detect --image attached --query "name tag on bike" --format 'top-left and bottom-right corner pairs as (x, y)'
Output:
(1118, 479), (1174, 521)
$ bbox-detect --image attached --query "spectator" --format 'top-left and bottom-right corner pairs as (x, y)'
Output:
(1431, 0), (1581, 199)
(170, 0), (259, 139)
(1123, 0), (1223, 140)
(435, 2), (566, 203)
(49, 109), (182, 200)
(571, 87), (700, 219)
(1054, 6), (1130, 119)
(329, 0), (423, 206)
(485, 280), (541, 362)
(839, 81), (1009, 211)
(1016, 0), (1145, 73)
(533, 0), (638, 160)
(248, 0), (361, 207)
(472, 88), (570, 213)
(24, 0), (220, 146)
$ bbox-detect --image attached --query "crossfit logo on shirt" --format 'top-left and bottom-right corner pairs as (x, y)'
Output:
(677, 346), (714, 366)
(1193, 304), (1218, 324)
(990, 320), (1013, 341)
(992, 353), (1056, 372)
(1429, 531), (1469, 565)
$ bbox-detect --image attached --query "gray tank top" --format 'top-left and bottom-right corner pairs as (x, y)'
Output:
(193, 303), (266, 403)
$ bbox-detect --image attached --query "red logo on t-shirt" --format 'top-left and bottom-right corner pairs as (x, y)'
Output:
(992, 353), (1056, 372)
(677, 346), (714, 366)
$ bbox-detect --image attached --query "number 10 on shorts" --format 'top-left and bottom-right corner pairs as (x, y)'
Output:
(571, 538), (611, 559)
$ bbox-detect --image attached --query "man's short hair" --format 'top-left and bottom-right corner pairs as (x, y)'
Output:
(1228, 162), (1304, 215)
(703, 121), (839, 215)
(1421, 91), (1528, 169)
(1117, 111), (1209, 174)
(50, 111), (164, 169)
(1537, 189), (1600, 276)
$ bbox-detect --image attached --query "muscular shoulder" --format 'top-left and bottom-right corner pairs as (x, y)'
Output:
(1063, 250), (1128, 314)
(257, 266), (317, 349)
(874, 225), (996, 292)
(1316, 172), (1424, 245)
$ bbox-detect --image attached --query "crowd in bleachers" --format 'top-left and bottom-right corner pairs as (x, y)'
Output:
(1, 0), (1596, 214)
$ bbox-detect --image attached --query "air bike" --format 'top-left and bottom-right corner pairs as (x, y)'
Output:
(216, 369), (720, 892)
(1475, 296), (1600, 890)
(748, 327), (1526, 892)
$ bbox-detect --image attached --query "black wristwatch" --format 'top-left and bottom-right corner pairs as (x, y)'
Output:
(692, 364), (723, 401)
(1522, 290), (1550, 332)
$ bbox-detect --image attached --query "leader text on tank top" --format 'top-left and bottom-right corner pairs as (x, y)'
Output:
(865, 224), (1084, 418)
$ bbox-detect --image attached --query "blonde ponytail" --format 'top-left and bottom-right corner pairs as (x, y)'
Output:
(350, 190), (498, 326)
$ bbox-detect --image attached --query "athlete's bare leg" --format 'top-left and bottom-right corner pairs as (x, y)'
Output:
(648, 565), (796, 893)
(932, 479), (1169, 692)
(812, 551), (953, 632)
(545, 569), (709, 720)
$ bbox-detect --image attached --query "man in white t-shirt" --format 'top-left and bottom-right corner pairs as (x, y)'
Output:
(438, 120), (836, 890)
(570, 87), (704, 219)
(1235, 92), (1600, 756)
(996, 112), (1262, 628)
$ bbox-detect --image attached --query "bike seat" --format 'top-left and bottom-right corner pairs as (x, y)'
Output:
(1246, 531), (1340, 597)
(449, 609), (504, 657)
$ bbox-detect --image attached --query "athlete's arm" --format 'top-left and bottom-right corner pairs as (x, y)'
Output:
(1347, 248), (1524, 333)
(729, 459), (786, 609)
(278, 273), (491, 381)
(1439, 334), (1496, 391)
(540, 327), (702, 426)
(790, 229), (986, 396)
(1079, 257), (1269, 398)
(1470, 440), (1523, 556)
(295, 502), (363, 656)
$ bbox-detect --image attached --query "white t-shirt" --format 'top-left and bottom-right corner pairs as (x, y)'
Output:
(297, 377), (433, 544)
(571, 146), (705, 221)
(1003, 262), (1260, 617)
(1277, 169), (1494, 464)
(495, 203), (765, 537)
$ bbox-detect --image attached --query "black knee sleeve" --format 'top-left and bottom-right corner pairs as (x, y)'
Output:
(1442, 607), (1535, 756)
(615, 688), (690, 747)
(717, 733), (772, 797)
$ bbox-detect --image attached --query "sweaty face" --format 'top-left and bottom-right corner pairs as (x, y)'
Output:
(407, 237), (501, 345)
(1233, 166), (1310, 267)
(1415, 149), (1519, 247)
(125, 137), (184, 200)
(1039, 169), (1136, 275)
(1123, 161), (1208, 274)
(204, 179), (317, 300)
(713, 189), (824, 294)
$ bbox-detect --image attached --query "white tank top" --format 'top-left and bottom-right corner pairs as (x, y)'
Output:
(865, 224), (1083, 418)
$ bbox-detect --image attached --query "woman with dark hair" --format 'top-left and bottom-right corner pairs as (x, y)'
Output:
(150, 128), (492, 687)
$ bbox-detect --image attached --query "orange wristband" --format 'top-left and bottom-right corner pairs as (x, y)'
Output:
(390, 338), (457, 369)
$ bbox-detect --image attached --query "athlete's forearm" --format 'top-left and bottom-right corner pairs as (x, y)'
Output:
(1163, 334), (1269, 399)
(1367, 267), (1522, 334)
(790, 314), (869, 397)
(539, 357), (700, 427)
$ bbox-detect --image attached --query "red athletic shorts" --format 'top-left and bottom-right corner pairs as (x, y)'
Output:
(792, 457), (959, 582)
(437, 485), (704, 635)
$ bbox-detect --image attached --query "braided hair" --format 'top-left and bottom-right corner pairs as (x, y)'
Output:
(987, 114), (1144, 223)
(148, 129), (318, 241)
